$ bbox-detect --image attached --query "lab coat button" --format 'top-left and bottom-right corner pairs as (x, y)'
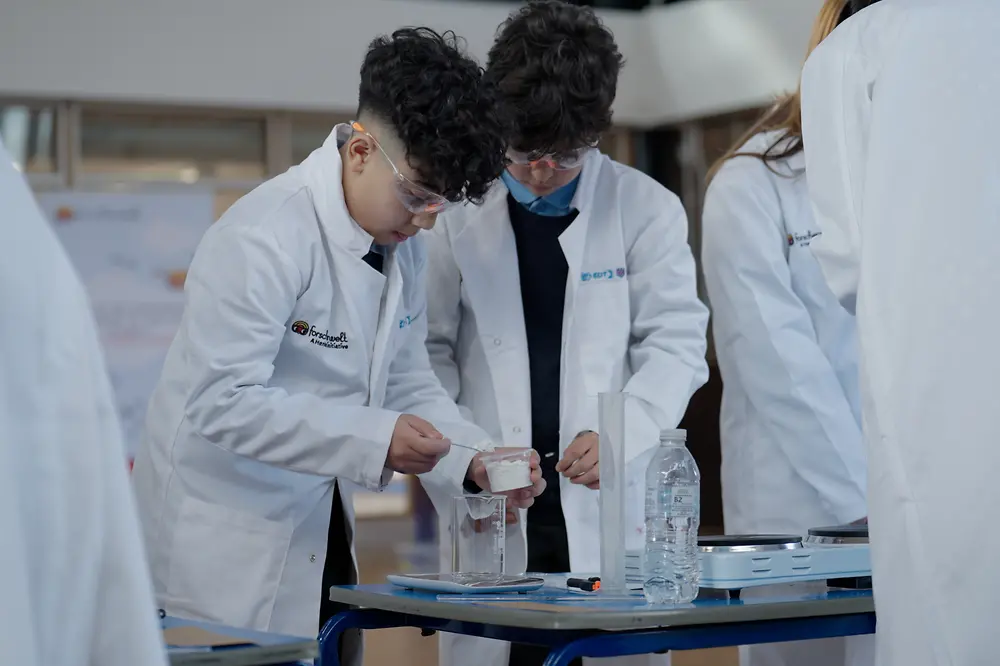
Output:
(309, 554), (317, 563)
(493, 338), (502, 346)
(513, 426), (522, 434)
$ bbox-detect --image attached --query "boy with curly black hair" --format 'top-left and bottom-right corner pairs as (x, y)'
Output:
(132, 27), (542, 665)
(424, 5), (708, 666)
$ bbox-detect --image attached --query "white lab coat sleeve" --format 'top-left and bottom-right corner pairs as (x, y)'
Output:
(90, 360), (169, 666)
(422, 224), (475, 423)
(701, 157), (867, 524)
(384, 240), (493, 511)
(0, 138), (167, 665)
(800, 24), (873, 316)
(620, 192), (710, 462)
(182, 223), (397, 491)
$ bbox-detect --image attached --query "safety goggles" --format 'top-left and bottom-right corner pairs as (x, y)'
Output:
(505, 143), (596, 171)
(350, 121), (456, 215)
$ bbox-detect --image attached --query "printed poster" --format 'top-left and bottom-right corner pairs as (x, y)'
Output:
(37, 191), (214, 462)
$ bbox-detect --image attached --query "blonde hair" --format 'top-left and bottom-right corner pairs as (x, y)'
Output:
(706, 0), (850, 183)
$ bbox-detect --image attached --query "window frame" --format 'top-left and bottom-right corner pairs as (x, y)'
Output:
(0, 98), (70, 190)
(70, 102), (276, 192)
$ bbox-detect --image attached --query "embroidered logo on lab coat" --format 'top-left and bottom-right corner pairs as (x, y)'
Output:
(790, 230), (822, 247)
(581, 268), (626, 282)
(398, 313), (420, 329)
(291, 320), (348, 349)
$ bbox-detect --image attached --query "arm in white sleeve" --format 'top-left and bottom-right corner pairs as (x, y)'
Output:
(701, 157), (867, 524)
(800, 25), (873, 316)
(619, 191), (710, 463)
(384, 241), (493, 510)
(182, 223), (396, 491)
(91, 366), (168, 666)
(0, 138), (166, 665)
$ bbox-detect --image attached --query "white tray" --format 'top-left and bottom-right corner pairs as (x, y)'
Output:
(387, 573), (545, 595)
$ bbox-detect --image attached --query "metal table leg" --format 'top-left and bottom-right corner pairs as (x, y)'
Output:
(319, 607), (875, 666)
(318, 609), (406, 666)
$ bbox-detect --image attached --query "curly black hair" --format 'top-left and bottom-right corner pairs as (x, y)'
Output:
(486, 0), (624, 156)
(357, 27), (506, 204)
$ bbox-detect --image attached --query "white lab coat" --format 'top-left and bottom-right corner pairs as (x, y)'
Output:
(0, 139), (167, 666)
(425, 149), (709, 666)
(701, 131), (872, 666)
(801, 1), (1000, 664)
(131, 126), (492, 659)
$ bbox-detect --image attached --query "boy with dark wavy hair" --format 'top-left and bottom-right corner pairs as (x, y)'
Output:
(132, 27), (543, 666)
(425, 5), (708, 666)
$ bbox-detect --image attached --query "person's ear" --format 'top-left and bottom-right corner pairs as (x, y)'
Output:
(345, 136), (373, 174)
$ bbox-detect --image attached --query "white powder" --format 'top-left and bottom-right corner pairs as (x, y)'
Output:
(485, 459), (531, 493)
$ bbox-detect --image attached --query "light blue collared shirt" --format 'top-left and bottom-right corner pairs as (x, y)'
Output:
(501, 170), (580, 217)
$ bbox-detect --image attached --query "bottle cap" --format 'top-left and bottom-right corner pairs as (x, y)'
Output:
(659, 429), (687, 442)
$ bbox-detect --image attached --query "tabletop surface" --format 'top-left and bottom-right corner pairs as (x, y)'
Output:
(328, 582), (875, 631)
(162, 616), (317, 665)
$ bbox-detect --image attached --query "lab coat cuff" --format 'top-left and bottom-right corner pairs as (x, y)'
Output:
(421, 441), (480, 500)
(364, 410), (401, 492)
(448, 444), (481, 491)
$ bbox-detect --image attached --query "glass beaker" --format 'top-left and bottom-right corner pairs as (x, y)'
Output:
(450, 494), (506, 575)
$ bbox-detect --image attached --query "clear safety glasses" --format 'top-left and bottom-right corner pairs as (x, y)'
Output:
(351, 121), (456, 215)
(506, 143), (597, 171)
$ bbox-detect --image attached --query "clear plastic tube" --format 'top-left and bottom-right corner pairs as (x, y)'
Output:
(598, 392), (628, 595)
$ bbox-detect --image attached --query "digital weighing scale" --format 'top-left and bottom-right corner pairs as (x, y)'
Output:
(627, 524), (871, 598)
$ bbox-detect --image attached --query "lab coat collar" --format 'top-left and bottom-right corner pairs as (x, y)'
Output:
(302, 123), (376, 259)
(569, 150), (603, 211)
(759, 130), (805, 174)
(786, 147), (806, 172)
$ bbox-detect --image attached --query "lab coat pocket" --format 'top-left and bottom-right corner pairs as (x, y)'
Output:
(164, 496), (293, 631)
(576, 281), (630, 396)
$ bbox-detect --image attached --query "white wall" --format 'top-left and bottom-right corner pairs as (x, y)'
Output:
(0, 0), (824, 127)
(639, 0), (822, 122)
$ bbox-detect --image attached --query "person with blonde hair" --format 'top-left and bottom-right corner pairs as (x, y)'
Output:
(701, 1), (873, 664)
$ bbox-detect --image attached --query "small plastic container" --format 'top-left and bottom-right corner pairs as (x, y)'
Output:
(481, 449), (533, 493)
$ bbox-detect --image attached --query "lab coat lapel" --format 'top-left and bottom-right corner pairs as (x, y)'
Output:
(560, 150), (608, 307)
(452, 190), (532, 446)
(558, 153), (603, 395)
(368, 253), (403, 407)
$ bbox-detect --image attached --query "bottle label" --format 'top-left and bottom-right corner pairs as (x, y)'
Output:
(666, 487), (698, 518)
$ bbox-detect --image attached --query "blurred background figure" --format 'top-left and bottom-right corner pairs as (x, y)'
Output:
(801, 1), (1000, 665)
(0, 137), (167, 666)
(701, 1), (871, 665)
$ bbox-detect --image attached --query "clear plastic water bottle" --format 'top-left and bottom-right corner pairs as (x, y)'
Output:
(643, 429), (701, 604)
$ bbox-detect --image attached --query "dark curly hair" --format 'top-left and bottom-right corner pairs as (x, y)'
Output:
(486, 0), (624, 156)
(357, 27), (506, 204)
